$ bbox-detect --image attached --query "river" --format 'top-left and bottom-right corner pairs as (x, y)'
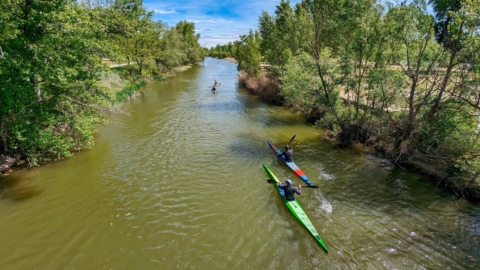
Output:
(0, 57), (479, 269)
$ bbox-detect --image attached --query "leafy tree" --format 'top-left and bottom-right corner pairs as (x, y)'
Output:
(233, 30), (262, 76)
(176, 20), (204, 64)
(206, 42), (237, 58)
(281, 51), (341, 119)
(0, 0), (205, 165)
(0, 0), (113, 164)
(259, 0), (302, 74)
(382, 4), (440, 150)
(294, 0), (351, 103)
(428, 0), (463, 45)
(155, 27), (187, 71)
(129, 12), (157, 75)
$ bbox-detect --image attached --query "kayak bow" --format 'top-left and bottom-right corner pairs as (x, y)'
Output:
(267, 141), (313, 186)
(263, 164), (328, 253)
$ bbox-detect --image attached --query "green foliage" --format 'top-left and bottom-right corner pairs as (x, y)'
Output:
(281, 51), (340, 116)
(258, 0), (301, 74)
(176, 21), (204, 64)
(206, 42), (236, 59)
(233, 31), (262, 76)
(0, 0), (204, 165)
(418, 107), (480, 176)
(154, 27), (188, 72)
(428, 0), (463, 45)
(0, 1), (114, 164)
(248, 0), (480, 186)
(116, 81), (147, 102)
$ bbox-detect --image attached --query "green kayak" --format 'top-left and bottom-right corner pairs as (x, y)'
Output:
(263, 164), (328, 253)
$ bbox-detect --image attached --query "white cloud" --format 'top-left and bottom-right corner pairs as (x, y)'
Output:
(189, 19), (218, 24)
(154, 9), (176, 14)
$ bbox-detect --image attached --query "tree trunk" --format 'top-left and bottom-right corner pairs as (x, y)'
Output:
(314, 61), (330, 102)
(30, 76), (42, 102)
(427, 51), (456, 119)
(0, 115), (8, 154)
(137, 60), (143, 75)
(427, 22), (463, 119)
(407, 76), (418, 130)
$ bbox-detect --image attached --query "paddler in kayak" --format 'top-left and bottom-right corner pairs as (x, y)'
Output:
(278, 179), (302, 201)
(212, 80), (219, 94)
(279, 144), (293, 162)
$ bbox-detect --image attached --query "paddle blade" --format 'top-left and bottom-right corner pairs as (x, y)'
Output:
(288, 134), (296, 145)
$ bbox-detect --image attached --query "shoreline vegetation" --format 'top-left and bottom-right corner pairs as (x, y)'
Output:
(0, 2), (203, 176)
(0, 63), (193, 178)
(206, 0), (480, 201)
(233, 64), (472, 198)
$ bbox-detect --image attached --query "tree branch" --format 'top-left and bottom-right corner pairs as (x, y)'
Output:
(66, 98), (114, 114)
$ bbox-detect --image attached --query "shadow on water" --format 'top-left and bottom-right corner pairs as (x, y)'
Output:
(193, 101), (244, 112)
(0, 173), (43, 201)
(227, 133), (270, 160)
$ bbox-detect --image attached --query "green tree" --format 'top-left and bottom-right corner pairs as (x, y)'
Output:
(176, 20), (204, 64)
(0, 0), (113, 164)
(234, 30), (261, 76)
(381, 4), (442, 151)
(294, 0), (350, 103)
(206, 42), (237, 58)
(155, 27), (187, 71)
(129, 12), (157, 75)
(259, 0), (301, 74)
(428, 0), (463, 44)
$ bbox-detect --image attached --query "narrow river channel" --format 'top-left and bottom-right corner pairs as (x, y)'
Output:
(0, 57), (479, 269)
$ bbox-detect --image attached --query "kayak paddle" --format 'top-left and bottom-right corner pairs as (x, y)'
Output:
(288, 134), (296, 145)
(266, 179), (319, 188)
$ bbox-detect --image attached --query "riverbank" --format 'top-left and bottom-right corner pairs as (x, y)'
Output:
(0, 155), (16, 176)
(224, 57), (237, 63)
(238, 70), (480, 201)
(0, 63), (192, 177)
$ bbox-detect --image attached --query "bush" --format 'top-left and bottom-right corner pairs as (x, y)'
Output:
(115, 81), (147, 102)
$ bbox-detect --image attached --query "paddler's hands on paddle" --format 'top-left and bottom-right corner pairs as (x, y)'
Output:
(298, 184), (302, 189)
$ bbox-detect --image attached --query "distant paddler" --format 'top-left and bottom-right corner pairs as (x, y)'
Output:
(212, 79), (219, 94)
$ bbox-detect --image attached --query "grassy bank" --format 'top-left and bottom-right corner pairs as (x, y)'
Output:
(239, 70), (480, 201)
(0, 64), (173, 176)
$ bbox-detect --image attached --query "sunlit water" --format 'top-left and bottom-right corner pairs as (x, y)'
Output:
(0, 58), (479, 269)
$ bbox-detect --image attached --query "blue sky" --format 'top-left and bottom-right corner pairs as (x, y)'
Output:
(144, 0), (302, 48)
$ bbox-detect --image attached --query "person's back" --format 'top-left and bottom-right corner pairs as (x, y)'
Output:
(279, 179), (301, 201)
(281, 145), (293, 162)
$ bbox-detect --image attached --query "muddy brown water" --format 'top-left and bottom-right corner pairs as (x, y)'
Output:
(0, 57), (479, 269)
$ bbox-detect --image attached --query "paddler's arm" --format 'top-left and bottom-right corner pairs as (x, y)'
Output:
(296, 185), (302, 195)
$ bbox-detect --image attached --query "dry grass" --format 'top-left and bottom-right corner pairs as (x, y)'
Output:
(173, 65), (192, 72)
(224, 57), (237, 63)
(238, 71), (280, 102)
(99, 71), (126, 93)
